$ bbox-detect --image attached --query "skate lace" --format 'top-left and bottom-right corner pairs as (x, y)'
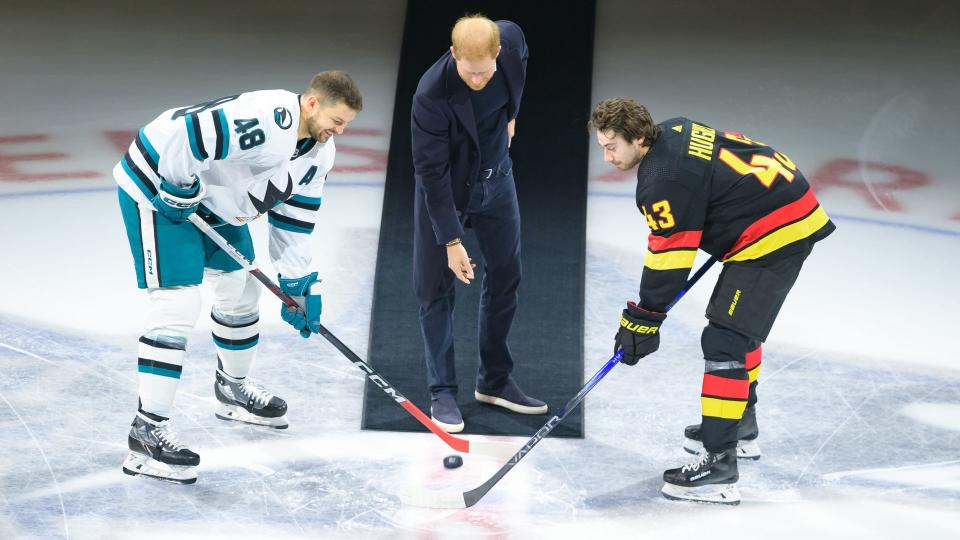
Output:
(239, 379), (274, 407)
(154, 422), (186, 451)
(681, 450), (711, 473)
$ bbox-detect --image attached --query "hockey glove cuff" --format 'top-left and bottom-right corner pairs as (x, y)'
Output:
(152, 178), (205, 222)
(615, 301), (666, 365)
(279, 272), (322, 338)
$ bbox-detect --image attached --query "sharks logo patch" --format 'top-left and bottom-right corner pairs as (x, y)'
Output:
(274, 107), (292, 129)
(248, 174), (293, 214)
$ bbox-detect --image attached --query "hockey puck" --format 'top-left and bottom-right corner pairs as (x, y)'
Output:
(442, 455), (463, 469)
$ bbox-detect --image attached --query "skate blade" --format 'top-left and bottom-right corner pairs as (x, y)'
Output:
(122, 452), (197, 484)
(215, 403), (288, 429)
(682, 438), (761, 460)
(661, 481), (741, 505)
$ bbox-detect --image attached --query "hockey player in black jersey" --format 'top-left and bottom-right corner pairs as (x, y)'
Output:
(590, 97), (834, 505)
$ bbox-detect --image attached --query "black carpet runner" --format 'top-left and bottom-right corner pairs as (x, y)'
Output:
(361, 0), (595, 437)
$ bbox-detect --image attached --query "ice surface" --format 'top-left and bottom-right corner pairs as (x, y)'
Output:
(1, 0), (959, 538)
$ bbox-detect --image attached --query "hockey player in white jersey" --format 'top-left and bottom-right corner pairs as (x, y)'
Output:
(114, 71), (362, 483)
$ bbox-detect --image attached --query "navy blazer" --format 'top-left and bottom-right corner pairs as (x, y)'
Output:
(411, 20), (528, 245)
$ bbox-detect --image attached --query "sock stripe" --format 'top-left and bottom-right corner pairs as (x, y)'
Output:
(138, 341), (186, 365)
(701, 373), (749, 400)
(138, 358), (183, 379)
(745, 344), (762, 370)
(212, 333), (259, 350)
(701, 396), (748, 420)
(211, 313), (259, 379)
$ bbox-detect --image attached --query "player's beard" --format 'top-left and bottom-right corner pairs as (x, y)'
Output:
(307, 117), (333, 142)
(618, 149), (644, 170)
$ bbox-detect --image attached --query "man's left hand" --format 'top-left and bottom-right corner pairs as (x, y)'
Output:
(507, 118), (516, 148)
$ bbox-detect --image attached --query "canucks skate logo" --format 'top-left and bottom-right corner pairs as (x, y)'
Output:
(274, 107), (292, 129)
(248, 174), (293, 214)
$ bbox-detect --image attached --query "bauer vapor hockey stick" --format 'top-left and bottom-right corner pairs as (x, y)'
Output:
(187, 214), (515, 459)
(399, 255), (719, 508)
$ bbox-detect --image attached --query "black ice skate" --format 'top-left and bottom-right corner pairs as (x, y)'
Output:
(214, 369), (288, 428)
(661, 449), (740, 505)
(682, 406), (761, 460)
(122, 413), (199, 484)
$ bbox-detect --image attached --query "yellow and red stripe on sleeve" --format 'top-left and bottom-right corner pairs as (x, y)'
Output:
(723, 189), (831, 262)
(700, 373), (749, 420)
(643, 230), (702, 271)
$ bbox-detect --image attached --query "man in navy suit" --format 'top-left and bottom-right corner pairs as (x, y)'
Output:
(411, 15), (546, 433)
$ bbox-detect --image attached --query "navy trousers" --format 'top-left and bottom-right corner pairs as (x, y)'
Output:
(413, 161), (522, 398)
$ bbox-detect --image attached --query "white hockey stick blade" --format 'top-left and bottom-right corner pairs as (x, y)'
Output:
(399, 486), (467, 509)
(468, 439), (518, 460)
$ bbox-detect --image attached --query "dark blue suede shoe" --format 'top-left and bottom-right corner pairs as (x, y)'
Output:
(475, 378), (548, 414)
(430, 393), (464, 433)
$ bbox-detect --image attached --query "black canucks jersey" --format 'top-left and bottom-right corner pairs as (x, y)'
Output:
(635, 117), (834, 312)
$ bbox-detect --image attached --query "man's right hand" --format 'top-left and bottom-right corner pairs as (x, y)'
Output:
(446, 241), (476, 284)
(152, 178), (205, 222)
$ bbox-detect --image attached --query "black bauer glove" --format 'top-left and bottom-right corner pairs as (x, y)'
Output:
(615, 301), (667, 365)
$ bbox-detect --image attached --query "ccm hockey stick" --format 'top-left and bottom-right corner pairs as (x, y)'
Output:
(187, 214), (515, 459)
(400, 255), (719, 508)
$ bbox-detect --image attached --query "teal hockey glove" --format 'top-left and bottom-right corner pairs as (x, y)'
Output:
(152, 178), (205, 222)
(278, 272), (322, 338)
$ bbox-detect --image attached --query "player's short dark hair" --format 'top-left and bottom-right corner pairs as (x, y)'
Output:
(308, 71), (363, 111)
(589, 97), (660, 145)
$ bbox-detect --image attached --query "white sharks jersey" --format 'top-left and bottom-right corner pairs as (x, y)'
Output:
(113, 89), (333, 277)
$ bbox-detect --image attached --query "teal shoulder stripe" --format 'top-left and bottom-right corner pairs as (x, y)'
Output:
(268, 213), (313, 234)
(138, 129), (160, 163)
(213, 109), (230, 160)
